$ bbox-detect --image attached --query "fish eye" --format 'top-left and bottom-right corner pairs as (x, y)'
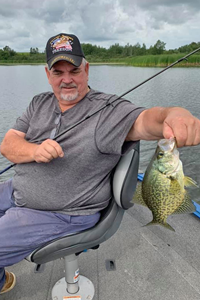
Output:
(157, 151), (164, 159)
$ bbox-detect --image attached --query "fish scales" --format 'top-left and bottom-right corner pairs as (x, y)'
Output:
(132, 138), (199, 231)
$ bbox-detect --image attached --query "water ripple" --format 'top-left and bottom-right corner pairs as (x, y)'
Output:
(0, 65), (199, 194)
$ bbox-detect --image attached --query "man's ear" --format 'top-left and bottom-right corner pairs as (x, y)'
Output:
(85, 62), (89, 78)
(45, 66), (51, 84)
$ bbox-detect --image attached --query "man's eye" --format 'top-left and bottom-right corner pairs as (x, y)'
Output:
(72, 69), (80, 74)
(53, 70), (62, 75)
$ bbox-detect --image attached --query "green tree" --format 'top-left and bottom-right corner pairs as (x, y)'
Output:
(30, 47), (39, 54)
(150, 40), (166, 55)
(0, 46), (16, 60)
(3, 45), (16, 56)
(108, 43), (123, 56)
(141, 43), (147, 55)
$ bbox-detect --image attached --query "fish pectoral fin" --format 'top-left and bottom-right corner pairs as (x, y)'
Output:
(132, 183), (147, 207)
(172, 192), (196, 215)
(144, 220), (175, 232)
(184, 176), (199, 188)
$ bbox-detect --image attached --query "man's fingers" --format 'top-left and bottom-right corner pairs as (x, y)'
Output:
(43, 144), (61, 159)
(34, 139), (64, 163)
(47, 140), (64, 157)
(163, 115), (200, 147)
(163, 120), (188, 147)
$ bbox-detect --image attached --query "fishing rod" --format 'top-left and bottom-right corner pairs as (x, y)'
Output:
(1, 46), (200, 176)
(47, 46), (200, 141)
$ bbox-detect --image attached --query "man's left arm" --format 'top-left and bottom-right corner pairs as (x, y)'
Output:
(126, 106), (200, 147)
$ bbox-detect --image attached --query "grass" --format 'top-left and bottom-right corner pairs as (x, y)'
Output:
(1, 54), (200, 67)
(88, 54), (200, 67)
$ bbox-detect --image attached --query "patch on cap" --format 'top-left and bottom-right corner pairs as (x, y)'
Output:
(50, 35), (74, 54)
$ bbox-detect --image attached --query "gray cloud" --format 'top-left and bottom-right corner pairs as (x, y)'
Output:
(0, 0), (199, 51)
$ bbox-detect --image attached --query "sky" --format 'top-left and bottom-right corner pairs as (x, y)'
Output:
(0, 0), (200, 52)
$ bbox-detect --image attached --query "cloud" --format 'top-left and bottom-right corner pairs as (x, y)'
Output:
(0, 0), (199, 51)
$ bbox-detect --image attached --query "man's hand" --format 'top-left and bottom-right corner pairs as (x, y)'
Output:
(33, 139), (64, 163)
(126, 107), (200, 148)
(162, 107), (200, 147)
(0, 129), (64, 164)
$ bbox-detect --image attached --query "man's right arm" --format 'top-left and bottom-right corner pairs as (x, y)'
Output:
(0, 129), (64, 164)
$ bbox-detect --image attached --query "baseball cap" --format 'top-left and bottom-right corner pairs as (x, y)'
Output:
(46, 33), (85, 69)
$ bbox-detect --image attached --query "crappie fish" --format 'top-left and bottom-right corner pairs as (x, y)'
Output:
(132, 138), (198, 231)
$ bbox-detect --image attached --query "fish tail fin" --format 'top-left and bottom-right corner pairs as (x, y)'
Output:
(144, 220), (175, 232)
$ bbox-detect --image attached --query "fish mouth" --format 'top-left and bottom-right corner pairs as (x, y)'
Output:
(158, 137), (176, 152)
(158, 138), (180, 176)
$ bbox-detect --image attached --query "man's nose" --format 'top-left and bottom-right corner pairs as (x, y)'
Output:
(62, 72), (73, 83)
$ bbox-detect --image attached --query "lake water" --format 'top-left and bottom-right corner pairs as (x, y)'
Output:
(0, 65), (199, 200)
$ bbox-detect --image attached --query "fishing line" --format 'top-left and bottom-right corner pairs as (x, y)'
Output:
(49, 46), (200, 141)
(1, 46), (200, 175)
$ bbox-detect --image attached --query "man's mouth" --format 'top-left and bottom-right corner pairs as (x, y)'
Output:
(62, 87), (75, 90)
(60, 83), (77, 90)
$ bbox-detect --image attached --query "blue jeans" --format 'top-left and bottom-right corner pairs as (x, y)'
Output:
(0, 179), (100, 291)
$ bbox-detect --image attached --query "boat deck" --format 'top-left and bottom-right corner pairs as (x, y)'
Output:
(2, 203), (200, 300)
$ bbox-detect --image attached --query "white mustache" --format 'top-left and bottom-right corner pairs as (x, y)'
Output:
(59, 83), (77, 89)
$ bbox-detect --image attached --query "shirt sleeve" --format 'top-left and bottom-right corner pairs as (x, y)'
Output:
(95, 97), (146, 155)
(11, 97), (36, 133)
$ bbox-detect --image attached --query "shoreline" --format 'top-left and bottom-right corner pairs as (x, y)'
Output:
(0, 62), (200, 67)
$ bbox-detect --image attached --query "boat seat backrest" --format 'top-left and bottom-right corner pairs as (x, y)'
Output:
(27, 141), (140, 265)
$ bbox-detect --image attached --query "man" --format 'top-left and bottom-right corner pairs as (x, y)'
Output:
(0, 33), (200, 294)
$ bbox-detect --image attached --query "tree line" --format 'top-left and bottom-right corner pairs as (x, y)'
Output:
(0, 40), (200, 64)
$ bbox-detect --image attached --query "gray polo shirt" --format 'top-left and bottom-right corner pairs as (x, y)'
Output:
(12, 89), (145, 215)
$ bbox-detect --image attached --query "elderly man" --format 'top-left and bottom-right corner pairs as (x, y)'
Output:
(0, 33), (200, 294)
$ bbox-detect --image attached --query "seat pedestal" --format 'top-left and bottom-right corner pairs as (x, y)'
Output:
(52, 275), (94, 300)
(51, 254), (95, 300)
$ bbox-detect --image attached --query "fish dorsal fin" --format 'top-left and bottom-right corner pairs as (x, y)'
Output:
(132, 182), (147, 207)
(184, 176), (199, 188)
(172, 192), (196, 215)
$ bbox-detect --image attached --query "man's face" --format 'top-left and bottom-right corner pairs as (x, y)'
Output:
(45, 60), (89, 106)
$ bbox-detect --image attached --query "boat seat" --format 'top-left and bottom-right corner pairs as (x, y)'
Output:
(26, 141), (140, 300)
